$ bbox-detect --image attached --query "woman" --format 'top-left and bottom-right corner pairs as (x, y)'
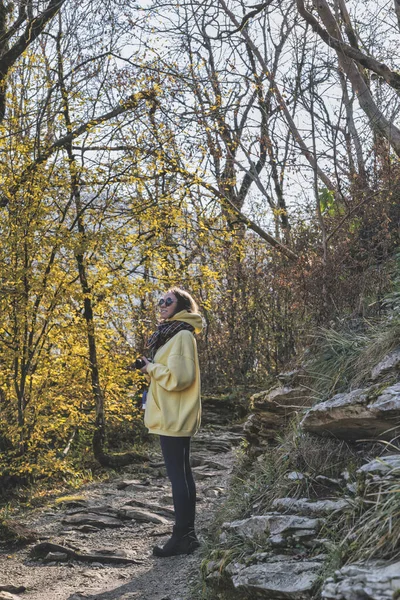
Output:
(140, 287), (203, 557)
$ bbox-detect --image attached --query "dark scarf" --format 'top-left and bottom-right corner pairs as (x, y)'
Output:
(147, 320), (195, 359)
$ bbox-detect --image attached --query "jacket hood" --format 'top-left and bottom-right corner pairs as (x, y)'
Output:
(169, 310), (203, 334)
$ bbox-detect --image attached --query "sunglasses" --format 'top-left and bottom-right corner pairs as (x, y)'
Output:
(158, 297), (176, 307)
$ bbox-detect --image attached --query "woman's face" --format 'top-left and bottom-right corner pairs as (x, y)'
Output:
(159, 292), (178, 320)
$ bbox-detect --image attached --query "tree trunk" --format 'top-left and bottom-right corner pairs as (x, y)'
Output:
(298, 0), (400, 157)
(56, 22), (146, 467)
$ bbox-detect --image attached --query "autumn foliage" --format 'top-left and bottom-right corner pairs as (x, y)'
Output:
(0, 0), (399, 487)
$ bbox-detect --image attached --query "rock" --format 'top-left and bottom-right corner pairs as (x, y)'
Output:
(346, 483), (357, 494)
(221, 516), (275, 539)
(120, 483), (155, 493)
(269, 515), (321, 539)
(252, 386), (312, 412)
(229, 423), (245, 433)
(287, 471), (305, 481)
(301, 384), (400, 440)
(277, 369), (302, 386)
(65, 505), (117, 517)
(0, 521), (38, 544)
(117, 507), (170, 524)
(0, 593), (22, 600)
(30, 542), (141, 565)
(272, 497), (351, 517)
(72, 525), (100, 533)
(0, 588), (25, 595)
(115, 479), (145, 490)
(225, 558), (322, 598)
(44, 552), (69, 562)
(315, 475), (343, 490)
(201, 394), (248, 426)
(322, 560), (400, 600)
(92, 548), (128, 557)
(192, 433), (239, 453)
(192, 466), (223, 480)
(190, 454), (228, 470)
(123, 498), (175, 518)
(61, 512), (123, 529)
(357, 454), (400, 476)
(371, 349), (400, 381)
(204, 487), (224, 498)
(221, 514), (321, 544)
(245, 386), (312, 445)
(160, 494), (174, 505)
(148, 460), (164, 468)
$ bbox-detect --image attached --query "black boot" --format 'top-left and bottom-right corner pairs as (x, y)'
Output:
(153, 525), (200, 557)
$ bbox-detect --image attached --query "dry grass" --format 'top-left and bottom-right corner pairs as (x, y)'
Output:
(342, 461), (400, 562)
(303, 317), (400, 403)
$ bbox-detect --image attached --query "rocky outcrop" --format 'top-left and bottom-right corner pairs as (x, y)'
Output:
(322, 561), (400, 600)
(201, 393), (249, 426)
(371, 348), (400, 382)
(272, 497), (351, 517)
(357, 454), (400, 476)
(30, 541), (141, 565)
(245, 351), (400, 445)
(61, 511), (123, 529)
(205, 554), (324, 599)
(203, 349), (400, 600)
(206, 448), (400, 600)
(117, 506), (171, 524)
(277, 369), (303, 386)
(225, 557), (323, 599)
(0, 593), (22, 600)
(300, 383), (400, 440)
(192, 430), (242, 453)
(221, 514), (322, 547)
(244, 386), (313, 445)
(208, 502), (328, 598)
(0, 588), (25, 596)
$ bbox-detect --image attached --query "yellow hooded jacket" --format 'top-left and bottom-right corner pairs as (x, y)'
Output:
(144, 310), (203, 437)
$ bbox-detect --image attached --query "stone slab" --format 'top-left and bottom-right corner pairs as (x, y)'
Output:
(322, 560), (400, 600)
(227, 559), (322, 598)
(301, 384), (400, 440)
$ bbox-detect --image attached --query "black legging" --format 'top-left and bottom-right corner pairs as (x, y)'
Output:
(160, 435), (196, 530)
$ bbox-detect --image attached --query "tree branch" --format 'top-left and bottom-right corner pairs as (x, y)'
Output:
(394, 0), (400, 34)
(303, 0), (400, 157)
(297, 0), (400, 91)
(0, 3), (27, 45)
(0, 0), (66, 75)
(0, 90), (159, 206)
(222, 194), (299, 260)
(217, 0), (338, 193)
(221, 1), (274, 35)
(200, 179), (298, 260)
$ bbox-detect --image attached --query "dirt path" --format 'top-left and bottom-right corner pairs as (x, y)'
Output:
(0, 428), (241, 600)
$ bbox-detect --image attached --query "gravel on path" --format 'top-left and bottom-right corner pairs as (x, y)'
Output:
(0, 428), (240, 600)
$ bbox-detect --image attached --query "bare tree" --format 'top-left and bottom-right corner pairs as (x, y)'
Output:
(0, 0), (67, 122)
(296, 0), (400, 157)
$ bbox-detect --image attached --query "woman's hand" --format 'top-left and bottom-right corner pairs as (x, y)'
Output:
(140, 357), (150, 373)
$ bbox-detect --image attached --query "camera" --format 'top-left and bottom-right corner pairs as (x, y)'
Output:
(134, 357), (146, 370)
